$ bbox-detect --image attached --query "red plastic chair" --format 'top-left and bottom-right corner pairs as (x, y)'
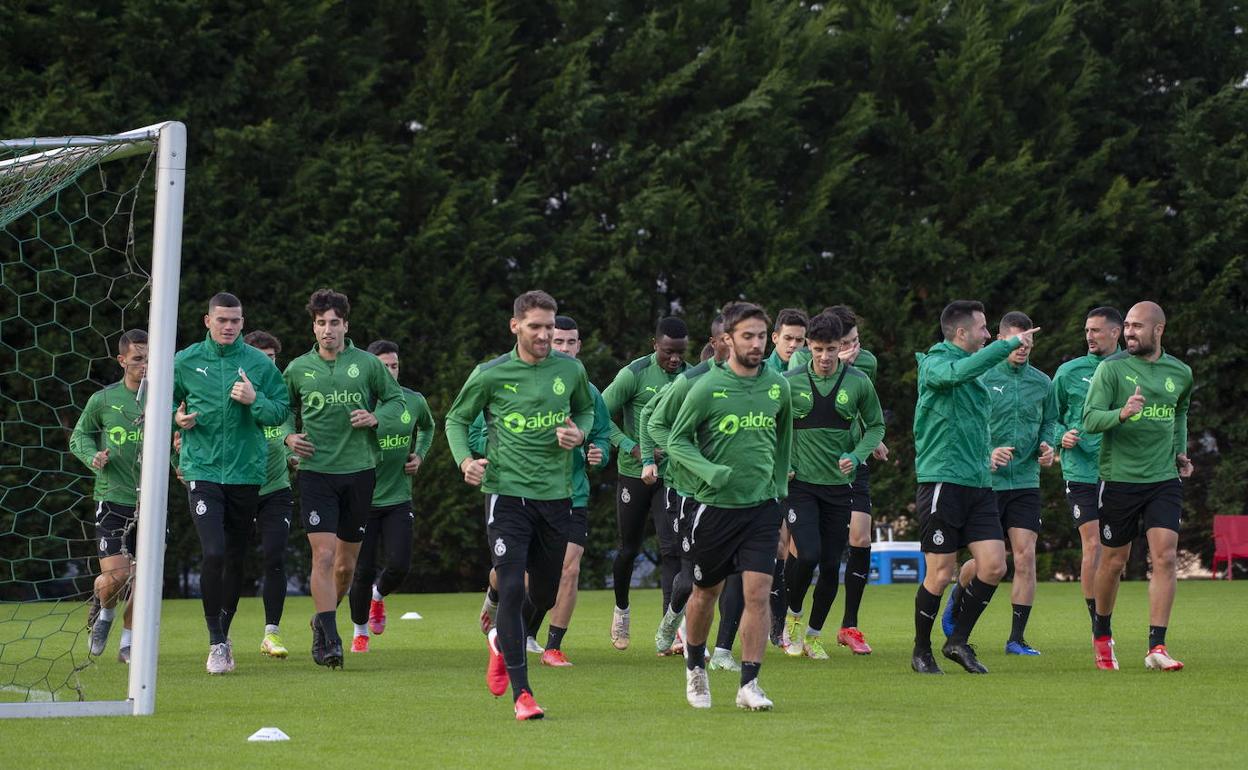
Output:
(1212, 515), (1248, 580)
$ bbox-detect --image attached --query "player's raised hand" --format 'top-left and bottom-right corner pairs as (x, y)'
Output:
(286, 432), (315, 458)
(175, 401), (199, 429)
(461, 457), (488, 486)
(1120, 386), (1145, 422)
(230, 370), (256, 405)
(92, 448), (110, 469)
(1009, 327), (1040, 348)
(556, 417), (584, 450)
(990, 446), (1015, 471)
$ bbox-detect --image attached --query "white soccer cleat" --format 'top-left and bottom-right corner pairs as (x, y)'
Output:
(708, 647), (741, 672)
(526, 636), (545, 655)
(686, 666), (712, 709)
(1144, 645), (1184, 671)
(206, 642), (231, 675)
(735, 679), (774, 711)
(611, 606), (630, 650)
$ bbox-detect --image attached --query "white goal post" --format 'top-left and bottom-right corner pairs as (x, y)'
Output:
(0, 121), (185, 718)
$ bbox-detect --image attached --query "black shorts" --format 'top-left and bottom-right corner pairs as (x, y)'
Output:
(257, 488), (294, 534)
(568, 506), (589, 548)
(1098, 479), (1183, 548)
(369, 501), (414, 523)
(665, 487), (698, 560)
(850, 461), (872, 514)
(996, 488), (1042, 533)
(786, 479), (853, 540)
(95, 501), (137, 558)
(654, 485), (682, 561)
(485, 494), (570, 573)
(689, 500), (784, 587)
(916, 482), (1002, 554)
(299, 469), (375, 543)
(1065, 481), (1100, 525)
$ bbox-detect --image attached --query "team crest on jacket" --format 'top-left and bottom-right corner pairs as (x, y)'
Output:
(837, 389), (850, 405)
(1165, 377), (1176, 393)
(401, 409), (411, 424)
(347, 363), (360, 378)
(494, 538), (507, 557)
(768, 383), (781, 400)
(553, 376), (566, 396)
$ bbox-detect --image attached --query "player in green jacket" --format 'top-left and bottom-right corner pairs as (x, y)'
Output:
(283, 288), (404, 669)
(1082, 301), (1193, 672)
(445, 291), (595, 721)
(602, 317), (689, 650)
(173, 292), (290, 675)
(667, 302), (792, 712)
(782, 311), (885, 661)
(71, 329), (147, 664)
(910, 300), (1035, 676)
(947, 312), (1056, 657)
(347, 340), (435, 653)
(1046, 306), (1122, 628)
(825, 304), (887, 654)
(243, 330), (297, 660)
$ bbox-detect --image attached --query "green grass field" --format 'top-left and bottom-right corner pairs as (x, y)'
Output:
(2, 581), (1244, 768)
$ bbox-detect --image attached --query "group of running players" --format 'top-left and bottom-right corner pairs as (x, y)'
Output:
(71, 287), (1193, 721)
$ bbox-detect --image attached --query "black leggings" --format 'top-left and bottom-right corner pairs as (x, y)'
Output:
(785, 482), (851, 631)
(611, 476), (666, 610)
(188, 482), (258, 641)
(349, 503), (414, 626)
(256, 489), (292, 627)
(715, 572), (745, 650)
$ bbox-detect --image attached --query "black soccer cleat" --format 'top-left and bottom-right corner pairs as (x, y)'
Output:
(310, 615), (326, 666)
(911, 650), (944, 674)
(942, 640), (989, 674)
(321, 636), (344, 670)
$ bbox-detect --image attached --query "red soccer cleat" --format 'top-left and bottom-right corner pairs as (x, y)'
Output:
(368, 598), (386, 636)
(1144, 644), (1184, 671)
(1094, 635), (1119, 670)
(351, 634), (369, 653)
(514, 690), (545, 721)
(486, 628), (509, 696)
(541, 648), (573, 667)
(837, 627), (873, 655)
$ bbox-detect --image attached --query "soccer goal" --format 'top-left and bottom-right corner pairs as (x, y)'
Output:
(0, 122), (184, 717)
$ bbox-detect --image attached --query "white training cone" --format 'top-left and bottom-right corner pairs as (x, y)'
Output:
(248, 727), (290, 742)
(401, 612), (423, 620)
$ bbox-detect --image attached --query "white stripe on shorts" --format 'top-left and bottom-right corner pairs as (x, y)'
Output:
(487, 494), (498, 525)
(691, 504), (707, 544)
(930, 482), (943, 515)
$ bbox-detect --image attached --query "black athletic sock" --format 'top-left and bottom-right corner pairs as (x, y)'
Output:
(948, 582), (965, 623)
(950, 577), (997, 644)
(769, 558), (787, 633)
(205, 614), (226, 646)
(546, 625), (567, 651)
(1085, 597), (1096, 623)
(686, 642), (706, 671)
(1148, 625), (1166, 649)
(509, 667), (531, 702)
(740, 661), (760, 687)
(1009, 604), (1032, 643)
(487, 586), (499, 603)
(716, 574), (744, 651)
(1093, 612), (1112, 639)
(316, 610), (340, 644)
(841, 546), (871, 628)
(913, 586), (941, 653)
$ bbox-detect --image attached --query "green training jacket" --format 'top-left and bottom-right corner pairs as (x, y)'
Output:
(602, 353), (687, 479)
(786, 362), (884, 486)
(371, 386), (436, 507)
(70, 381), (145, 505)
(1047, 350), (1117, 484)
(981, 360), (1057, 491)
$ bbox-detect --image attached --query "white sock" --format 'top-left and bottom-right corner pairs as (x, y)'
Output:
(265, 624), (279, 635)
(353, 623), (369, 638)
(713, 646), (732, 657)
(100, 607), (115, 622)
(120, 628), (132, 647)
(372, 585), (383, 602)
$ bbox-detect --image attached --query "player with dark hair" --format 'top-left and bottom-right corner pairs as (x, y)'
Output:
(174, 293), (290, 674)
(283, 288), (404, 669)
(944, 311), (1056, 656)
(445, 290), (595, 720)
(1083, 301), (1192, 671)
(911, 300), (1036, 675)
(242, 330), (296, 659)
(667, 301), (792, 711)
(602, 316), (689, 649)
(73, 330), (148, 663)
(782, 312), (885, 659)
(1047, 306), (1122, 630)
(347, 340), (435, 653)
(766, 308), (809, 372)
(645, 314), (746, 669)
(818, 304), (887, 653)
